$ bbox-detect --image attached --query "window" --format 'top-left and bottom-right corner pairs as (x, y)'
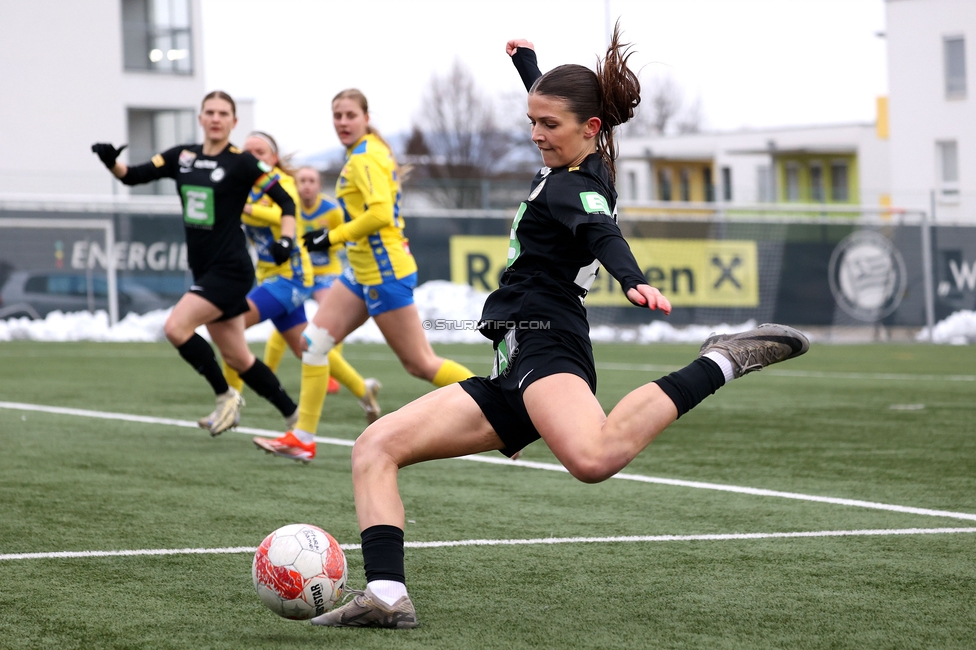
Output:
(627, 170), (638, 201)
(937, 140), (960, 198)
(127, 108), (196, 195)
(679, 168), (690, 201)
(721, 166), (732, 202)
(944, 36), (967, 98)
(809, 163), (824, 202)
(123, 0), (193, 74)
(830, 162), (849, 202)
(785, 163), (800, 201)
(657, 169), (672, 201)
(703, 167), (714, 202)
(757, 165), (773, 202)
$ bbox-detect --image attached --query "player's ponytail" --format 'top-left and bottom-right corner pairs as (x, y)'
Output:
(595, 21), (641, 182)
(529, 21), (640, 183)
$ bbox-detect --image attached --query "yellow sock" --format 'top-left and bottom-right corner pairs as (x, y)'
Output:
(223, 361), (244, 393)
(328, 343), (366, 398)
(296, 362), (330, 435)
(263, 329), (288, 373)
(431, 358), (475, 387)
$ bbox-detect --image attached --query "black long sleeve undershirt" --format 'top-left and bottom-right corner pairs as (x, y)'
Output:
(512, 47), (542, 91)
(577, 222), (646, 294)
(120, 161), (165, 186)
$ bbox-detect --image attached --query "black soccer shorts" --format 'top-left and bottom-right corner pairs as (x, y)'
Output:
(460, 328), (597, 458)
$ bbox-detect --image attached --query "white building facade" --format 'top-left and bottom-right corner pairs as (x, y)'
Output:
(1, 0), (253, 197)
(886, 0), (976, 222)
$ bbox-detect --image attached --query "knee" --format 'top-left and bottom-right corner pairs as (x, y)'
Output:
(561, 455), (616, 484)
(302, 324), (334, 367)
(351, 421), (399, 475)
(163, 317), (189, 346)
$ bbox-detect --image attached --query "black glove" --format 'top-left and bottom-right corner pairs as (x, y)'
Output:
(92, 143), (127, 169)
(303, 228), (331, 252)
(270, 236), (294, 265)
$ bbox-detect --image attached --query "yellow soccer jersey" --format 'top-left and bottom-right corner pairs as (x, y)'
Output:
(242, 168), (314, 287)
(331, 133), (416, 285)
(300, 193), (344, 277)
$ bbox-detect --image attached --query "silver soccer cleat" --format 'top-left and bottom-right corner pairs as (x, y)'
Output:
(358, 378), (382, 425)
(310, 587), (417, 629)
(197, 387), (245, 436)
(699, 323), (810, 378)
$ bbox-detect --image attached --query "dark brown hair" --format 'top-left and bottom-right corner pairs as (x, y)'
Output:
(201, 90), (236, 116)
(530, 22), (640, 182)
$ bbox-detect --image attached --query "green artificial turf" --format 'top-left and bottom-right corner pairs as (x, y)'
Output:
(0, 340), (974, 649)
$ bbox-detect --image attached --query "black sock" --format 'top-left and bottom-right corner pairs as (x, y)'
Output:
(176, 333), (229, 395)
(653, 357), (726, 418)
(239, 359), (297, 417)
(361, 525), (405, 584)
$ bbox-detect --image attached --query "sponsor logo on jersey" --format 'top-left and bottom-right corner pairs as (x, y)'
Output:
(180, 185), (216, 229)
(210, 167), (225, 182)
(178, 149), (197, 168)
(579, 192), (611, 216)
(527, 177), (547, 201)
(193, 159), (217, 169)
(151, 154), (165, 168)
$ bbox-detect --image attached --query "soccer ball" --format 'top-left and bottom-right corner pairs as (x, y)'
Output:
(252, 523), (347, 620)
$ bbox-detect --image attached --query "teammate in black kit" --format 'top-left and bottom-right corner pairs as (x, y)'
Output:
(311, 27), (810, 629)
(92, 91), (300, 436)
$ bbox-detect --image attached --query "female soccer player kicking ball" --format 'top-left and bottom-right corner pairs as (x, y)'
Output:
(310, 28), (809, 629)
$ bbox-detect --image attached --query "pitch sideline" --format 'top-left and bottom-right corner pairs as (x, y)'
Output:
(2, 527), (975, 562)
(3, 400), (976, 523)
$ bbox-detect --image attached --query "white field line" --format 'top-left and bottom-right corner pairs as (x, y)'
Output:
(343, 353), (976, 383)
(3, 401), (976, 523)
(3, 527), (975, 562)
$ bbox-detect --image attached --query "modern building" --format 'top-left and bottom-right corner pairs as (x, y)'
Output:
(886, 0), (975, 222)
(0, 0), (253, 197)
(615, 0), (975, 224)
(616, 119), (890, 213)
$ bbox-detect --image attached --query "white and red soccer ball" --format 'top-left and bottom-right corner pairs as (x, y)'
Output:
(252, 523), (347, 620)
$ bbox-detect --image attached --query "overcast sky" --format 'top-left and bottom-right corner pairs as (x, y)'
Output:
(201, 0), (887, 159)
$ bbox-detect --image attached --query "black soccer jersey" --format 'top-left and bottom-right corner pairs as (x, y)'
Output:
(121, 144), (296, 278)
(479, 153), (647, 341)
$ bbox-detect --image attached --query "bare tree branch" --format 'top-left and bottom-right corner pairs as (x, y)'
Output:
(410, 59), (528, 208)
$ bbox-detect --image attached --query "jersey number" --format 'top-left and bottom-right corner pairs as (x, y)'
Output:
(181, 185), (215, 228)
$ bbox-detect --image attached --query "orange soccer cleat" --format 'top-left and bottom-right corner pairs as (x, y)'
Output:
(253, 431), (316, 463)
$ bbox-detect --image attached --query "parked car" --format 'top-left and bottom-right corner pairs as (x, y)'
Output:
(0, 271), (173, 319)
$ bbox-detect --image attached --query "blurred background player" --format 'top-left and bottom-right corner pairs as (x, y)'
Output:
(309, 31), (810, 629)
(268, 88), (475, 462)
(293, 165), (380, 421)
(254, 165), (384, 462)
(92, 91), (299, 438)
(195, 130), (312, 438)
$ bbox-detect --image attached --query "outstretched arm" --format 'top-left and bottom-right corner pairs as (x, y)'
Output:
(506, 38), (542, 91)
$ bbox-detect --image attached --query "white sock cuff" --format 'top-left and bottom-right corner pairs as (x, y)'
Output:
(292, 429), (315, 444)
(703, 351), (735, 384)
(367, 580), (407, 607)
